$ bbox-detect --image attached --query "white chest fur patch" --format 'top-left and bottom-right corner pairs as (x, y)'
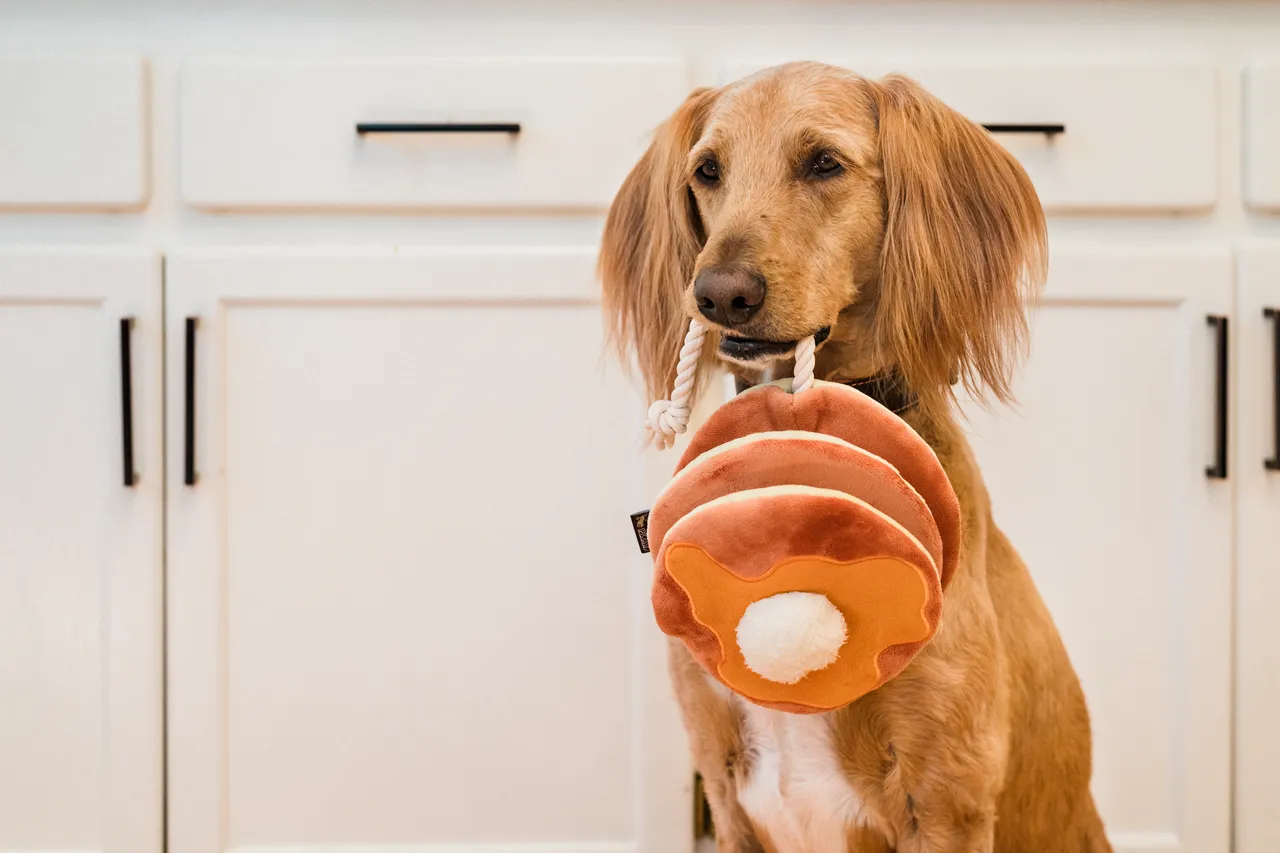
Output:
(735, 697), (865, 852)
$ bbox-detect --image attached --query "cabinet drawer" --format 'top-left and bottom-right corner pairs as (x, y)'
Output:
(725, 60), (1218, 213)
(1245, 63), (1280, 212)
(0, 56), (150, 209)
(180, 57), (690, 211)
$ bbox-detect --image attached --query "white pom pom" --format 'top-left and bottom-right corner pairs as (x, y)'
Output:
(735, 592), (848, 684)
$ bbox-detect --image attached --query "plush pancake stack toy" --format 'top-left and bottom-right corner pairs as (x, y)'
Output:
(642, 321), (960, 714)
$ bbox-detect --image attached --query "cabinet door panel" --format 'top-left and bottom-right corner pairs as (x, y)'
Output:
(959, 249), (1232, 853)
(1235, 244), (1280, 853)
(166, 249), (689, 853)
(0, 250), (163, 853)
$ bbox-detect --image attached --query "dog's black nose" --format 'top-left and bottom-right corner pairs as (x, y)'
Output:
(693, 267), (766, 326)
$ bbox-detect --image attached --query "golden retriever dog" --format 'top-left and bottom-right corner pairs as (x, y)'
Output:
(599, 62), (1112, 853)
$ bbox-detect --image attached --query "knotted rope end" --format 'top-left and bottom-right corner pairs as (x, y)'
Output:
(644, 319), (706, 452)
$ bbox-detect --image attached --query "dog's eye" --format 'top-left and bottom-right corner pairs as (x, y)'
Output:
(695, 158), (721, 185)
(809, 151), (844, 179)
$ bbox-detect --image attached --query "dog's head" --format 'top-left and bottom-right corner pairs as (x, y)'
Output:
(600, 62), (1046, 414)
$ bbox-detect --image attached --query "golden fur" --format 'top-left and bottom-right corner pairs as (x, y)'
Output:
(600, 62), (1111, 852)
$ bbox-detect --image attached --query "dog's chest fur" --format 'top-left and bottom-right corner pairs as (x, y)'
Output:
(735, 697), (866, 852)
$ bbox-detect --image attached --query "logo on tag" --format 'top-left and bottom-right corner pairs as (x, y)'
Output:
(630, 510), (651, 554)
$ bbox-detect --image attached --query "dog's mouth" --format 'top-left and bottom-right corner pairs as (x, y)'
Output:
(717, 326), (831, 362)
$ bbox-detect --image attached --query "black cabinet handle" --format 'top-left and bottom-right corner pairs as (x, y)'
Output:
(184, 317), (198, 486)
(356, 122), (521, 135)
(1206, 315), (1229, 479)
(1265, 308), (1280, 471)
(982, 123), (1066, 136)
(119, 317), (137, 487)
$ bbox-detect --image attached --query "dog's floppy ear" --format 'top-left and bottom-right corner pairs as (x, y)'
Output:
(600, 87), (720, 405)
(868, 75), (1047, 413)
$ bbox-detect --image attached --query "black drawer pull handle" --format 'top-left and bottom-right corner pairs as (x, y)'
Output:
(356, 122), (521, 135)
(119, 317), (137, 487)
(1206, 315), (1229, 479)
(982, 123), (1066, 136)
(184, 317), (198, 486)
(1265, 308), (1280, 471)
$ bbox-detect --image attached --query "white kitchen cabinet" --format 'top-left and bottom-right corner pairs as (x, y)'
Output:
(1, 5), (1277, 852)
(1234, 244), (1280, 853)
(164, 248), (689, 853)
(959, 248), (1234, 853)
(0, 250), (163, 853)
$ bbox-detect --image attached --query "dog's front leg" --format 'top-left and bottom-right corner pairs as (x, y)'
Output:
(880, 786), (996, 853)
(866, 686), (1005, 853)
(861, 732), (999, 853)
(837, 626), (1008, 853)
(667, 641), (766, 853)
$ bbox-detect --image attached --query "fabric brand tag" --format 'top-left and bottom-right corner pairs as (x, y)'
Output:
(630, 510), (651, 554)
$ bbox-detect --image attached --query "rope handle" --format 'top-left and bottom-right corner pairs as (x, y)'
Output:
(645, 319), (816, 449)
